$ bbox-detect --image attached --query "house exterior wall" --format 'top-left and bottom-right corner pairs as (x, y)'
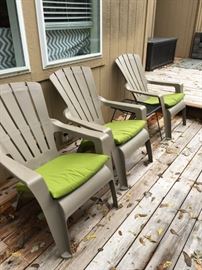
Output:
(0, 0), (156, 122)
(154, 0), (201, 58)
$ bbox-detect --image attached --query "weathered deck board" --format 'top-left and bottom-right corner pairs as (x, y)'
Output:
(0, 117), (201, 270)
(146, 60), (202, 109)
(86, 129), (202, 270)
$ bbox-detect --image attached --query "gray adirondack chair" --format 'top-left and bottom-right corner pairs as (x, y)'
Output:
(115, 54), (186, 139)
(0, 82), (118, 258)
(49, 66), (153, 190)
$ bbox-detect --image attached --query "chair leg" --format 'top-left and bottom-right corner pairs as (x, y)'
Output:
(164, 113), (172, 140)
(112, 148), (128, 190)
(43, 202), (72, 259)
(109, 180), (118, 208)
(145, 139), (153, 163)
(182, 108), (186, 126)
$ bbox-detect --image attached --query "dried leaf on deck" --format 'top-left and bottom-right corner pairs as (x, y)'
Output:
(183, 251), (192, 267)
(31, 245), (39, 253)
(109, 267), (117, 270)
(134, 213), (147, 219)
(192, 250), (202, 266)
(12, 251), (22, 257)
(139, 237), (146, 246)
(193, 185), (202, 193)
(143, 191), (152, 198)
(83, 233), (96, 242)
(166, 146), (178, 154)
(163, 261), (172, 268)
(170, 228), (179, 236)
(126, 203), (133, 208)
(157, 227), (164, 236)
(30, 263), (40, 268)
(118, 230), (122, 236)
(179, 208), (189, 213)
(159, 203), (170, 208)
(144, 235), (157, 243)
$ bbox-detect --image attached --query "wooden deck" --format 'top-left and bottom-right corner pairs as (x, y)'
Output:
(0, 116), (202, 270)
(146, 58), (202, 109)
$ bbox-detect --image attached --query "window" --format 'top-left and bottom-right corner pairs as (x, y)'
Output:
(0, 0), (29, 75)
(36, 0), (101, 67)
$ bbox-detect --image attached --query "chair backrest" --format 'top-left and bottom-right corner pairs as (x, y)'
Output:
(0, 82), (57, 168)
(50, 66), (104, 125)
(115, 54), (148, 94)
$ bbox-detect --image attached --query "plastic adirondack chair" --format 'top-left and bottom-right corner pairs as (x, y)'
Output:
(49, 66), (153, 190)
(115, 53), (186, 139)
(0, 82), (118, 258)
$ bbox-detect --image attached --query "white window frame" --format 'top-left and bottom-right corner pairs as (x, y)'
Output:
(0, 0), (30, 76)
(35, 0), (102, 68)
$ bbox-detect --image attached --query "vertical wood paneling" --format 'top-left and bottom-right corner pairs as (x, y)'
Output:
(195, 0), (202, 31)
(154, 0), (199, 57)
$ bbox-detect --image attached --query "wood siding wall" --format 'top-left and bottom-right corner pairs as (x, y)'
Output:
(0, 0), (156, 122)
(154, 0), (200, 58)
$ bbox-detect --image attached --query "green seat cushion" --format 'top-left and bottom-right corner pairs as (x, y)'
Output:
(78, 120), (146, 152)
(144, 93), (185, 108)
(105, 120), (146, 145)
(16, 153), (108, 199)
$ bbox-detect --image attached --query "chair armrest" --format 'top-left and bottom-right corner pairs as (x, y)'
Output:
(51, 119), (114, 156)
(125, 83), (166, 98)
(147, 79), (184, 93)
(0, 153), (49, 195)
(63, 108), (109, 133)
(99, 96), (146, 120)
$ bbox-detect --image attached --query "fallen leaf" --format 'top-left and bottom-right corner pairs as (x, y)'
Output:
(118, 230), (122, 236)
(134, 213), (147, 219)
(143, 191), (152, 198)
(183, 251), (192, 267)
(194, 185), (202, 192)
(144, 235), (157, 243)
(179, 209), (188, 213)
(151, 197), (156, 202)
(163, 261), (172, 268)
(128, 230), (137, 237)
(159, 203), (170, 208)
(170, 228), (179, 236)
(178, 212), (184, 219)
(139, 237), (146, 246)
(83, 233), (96, 242)
(31, 245), (39, 253)
(157, 227), (164, 236)
(118, 203), (123, 209)
(30, 263), (40, 269)
(109, 267), (117, 270)
(166, 146), (178, 154)
(127, 203), (133, 208)
(192, 250), (202, 266)
(12, 251), (22, 257)
(98, 247), (103, 252)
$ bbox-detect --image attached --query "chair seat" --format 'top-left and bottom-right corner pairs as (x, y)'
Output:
(105, 120), (146, 145)
(144, 93), (185, 108)
(17, 153), (108, 199)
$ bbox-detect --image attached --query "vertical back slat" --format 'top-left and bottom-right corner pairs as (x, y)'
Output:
(63, 67), (94, 121)
(51, 70), (86, 120)
(0, 125), (25, 162)
(71, 66), (99, 122)
(82, 66), (104, 124)
(116, 53), (148, 94)
(10, 82), (49, 153)
(1, 84), (41, 157)
(0, 99), (33, 161)
(27, 82), (56, 151)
